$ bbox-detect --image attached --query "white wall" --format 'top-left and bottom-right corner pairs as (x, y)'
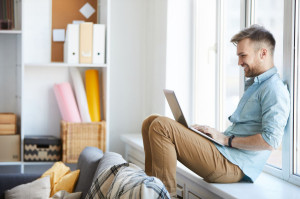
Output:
(143, 0), (168, 118)
(109, 0), (168, 154)
(109, 0), (193, 155)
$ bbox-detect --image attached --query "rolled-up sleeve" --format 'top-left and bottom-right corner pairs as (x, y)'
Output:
(261, 83), (290, 149)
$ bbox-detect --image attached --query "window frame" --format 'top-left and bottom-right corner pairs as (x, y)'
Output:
(261, 0), (300, 186)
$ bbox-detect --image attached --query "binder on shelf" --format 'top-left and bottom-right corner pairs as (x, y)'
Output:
(93, 24), (106, 64)
(79, 22), (93, 64)
(64, 24), (79, 64)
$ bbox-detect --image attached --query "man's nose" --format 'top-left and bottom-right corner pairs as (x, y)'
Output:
(238, 57), (243, 66)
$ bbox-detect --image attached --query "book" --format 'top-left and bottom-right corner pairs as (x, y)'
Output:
(0, 113), (16, 124)
(0, 124), (16, 135)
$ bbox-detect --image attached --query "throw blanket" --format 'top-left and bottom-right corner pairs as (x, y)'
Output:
(85, 163), (170, 199)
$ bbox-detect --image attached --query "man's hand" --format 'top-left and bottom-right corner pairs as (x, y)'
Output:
(192, 124), (274, 150)
(191, 125), (227, 145)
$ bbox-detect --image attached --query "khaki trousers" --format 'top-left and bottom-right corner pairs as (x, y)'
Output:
(142, 115), (244, 195)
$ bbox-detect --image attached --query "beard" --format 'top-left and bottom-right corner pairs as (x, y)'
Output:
(242, 62), (262, 77)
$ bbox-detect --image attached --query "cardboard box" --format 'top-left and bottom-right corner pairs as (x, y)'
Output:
(0, 113), (17, 124)
(24, 136), (61, 162)
(0, 124), (16, 135)
(0, 135), (20, 162)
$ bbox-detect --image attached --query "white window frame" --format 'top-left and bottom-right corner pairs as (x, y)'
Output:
(259, 0), (300, 187)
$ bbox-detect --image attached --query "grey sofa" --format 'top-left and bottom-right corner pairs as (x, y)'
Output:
(0, 147), (126, 199)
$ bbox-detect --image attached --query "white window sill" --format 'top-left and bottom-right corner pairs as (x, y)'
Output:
(121, 133), (300, 199)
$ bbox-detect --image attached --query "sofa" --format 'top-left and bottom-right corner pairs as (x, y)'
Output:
(0, 147), (127, 199)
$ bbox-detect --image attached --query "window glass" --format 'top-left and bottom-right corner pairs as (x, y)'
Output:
(222, 0), (241, 131)
(296, 3), (300, 175)
(296, 50), (300, 175)
(193, 0), (217, 127)
(254, 0), (284, 169)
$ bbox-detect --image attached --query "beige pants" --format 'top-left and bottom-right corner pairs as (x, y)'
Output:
(142, 115), (244, 195)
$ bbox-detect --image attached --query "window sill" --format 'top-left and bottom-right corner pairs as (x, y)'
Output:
(121, 133), (300, 199)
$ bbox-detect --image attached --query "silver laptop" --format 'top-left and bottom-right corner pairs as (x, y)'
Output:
(163, 89), (224, 146)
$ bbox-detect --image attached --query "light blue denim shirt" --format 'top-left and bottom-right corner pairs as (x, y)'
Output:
(215, 67), (290, 182)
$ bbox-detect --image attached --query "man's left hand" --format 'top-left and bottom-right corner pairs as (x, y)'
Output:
(192, 125), (227, 145)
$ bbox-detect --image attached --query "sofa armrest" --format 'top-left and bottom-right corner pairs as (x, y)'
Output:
(0, 173), (41, 199)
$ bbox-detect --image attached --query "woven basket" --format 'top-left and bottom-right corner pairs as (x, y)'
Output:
(61, 120), (106, 163)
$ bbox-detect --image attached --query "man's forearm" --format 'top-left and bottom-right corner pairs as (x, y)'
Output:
(193, 125), (273, 151)
(227, 134), (273, 151)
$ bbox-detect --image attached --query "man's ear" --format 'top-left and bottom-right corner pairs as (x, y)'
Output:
(260, 48), (267, 59)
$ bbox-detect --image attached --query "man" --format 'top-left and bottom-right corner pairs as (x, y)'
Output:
(141, 24), (290, 197)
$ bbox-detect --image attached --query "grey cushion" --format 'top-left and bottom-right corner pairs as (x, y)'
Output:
(74, 147), (103, 199)
(92, 152), (127, 182)
(5, 176), (51, 199)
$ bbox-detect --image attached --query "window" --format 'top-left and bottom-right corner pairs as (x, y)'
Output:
(193, 0), (217, 127)
(295, 0), (300, 177)
(254, 0), (284, 169)
(296, 39), (300, 175)
(221, 0), (241, 131)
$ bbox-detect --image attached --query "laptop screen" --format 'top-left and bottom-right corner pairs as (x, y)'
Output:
(163, 89), (189, 127)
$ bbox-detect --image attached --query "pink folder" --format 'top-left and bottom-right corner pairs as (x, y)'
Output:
(54, 82), (81, 122)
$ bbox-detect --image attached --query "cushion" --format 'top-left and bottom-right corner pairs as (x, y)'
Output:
(0, 173), (41, 199)
(5, 176), (51, 199)
(73, 147), (103, 199)
(92, 152), (127, 182)
(41, 161), (70, 189)
(41, 162), (80, 196)
(50, 190), (81, 199)
(52, 170), (80, 196)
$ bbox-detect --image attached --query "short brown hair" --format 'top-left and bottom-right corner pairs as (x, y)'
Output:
(231, 24), (276, 56)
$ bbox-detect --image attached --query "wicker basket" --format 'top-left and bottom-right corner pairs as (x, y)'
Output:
(61, 120), (106, 163)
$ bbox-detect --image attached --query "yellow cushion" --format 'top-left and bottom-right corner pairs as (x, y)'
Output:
(41, 161), (80, 196)
(51, 170), (80, 196)
(41, 161), (70, 188)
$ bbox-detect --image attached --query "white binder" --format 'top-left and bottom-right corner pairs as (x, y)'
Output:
(93, 24), (106, 64)
(64, 24), (79, 64)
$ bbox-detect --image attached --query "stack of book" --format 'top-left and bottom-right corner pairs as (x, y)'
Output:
(0, 0), (20, 30)
(64, 22), (106, 64)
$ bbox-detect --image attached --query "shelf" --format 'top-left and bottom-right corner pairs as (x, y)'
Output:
(0, 30), (22, 34)
(25, 62), (107, 68)
(0, 162), (22, 165)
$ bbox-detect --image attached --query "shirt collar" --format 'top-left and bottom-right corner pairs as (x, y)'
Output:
(254, 67), (277, 84)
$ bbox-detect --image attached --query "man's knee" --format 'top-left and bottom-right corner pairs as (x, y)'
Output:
(142, 115), (160, 133)
(149, 116), (173, 136)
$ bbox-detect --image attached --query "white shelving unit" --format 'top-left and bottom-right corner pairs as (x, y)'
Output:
(0, 0), (110, 173)
(0, 30), (22, 34)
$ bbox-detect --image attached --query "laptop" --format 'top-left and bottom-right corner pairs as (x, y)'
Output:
(163, 89), (224, 146)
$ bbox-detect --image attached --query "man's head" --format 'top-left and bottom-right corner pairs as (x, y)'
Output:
(231, 24), (275, 77)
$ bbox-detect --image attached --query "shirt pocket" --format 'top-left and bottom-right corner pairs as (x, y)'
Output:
(240, 99), (262, 122)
